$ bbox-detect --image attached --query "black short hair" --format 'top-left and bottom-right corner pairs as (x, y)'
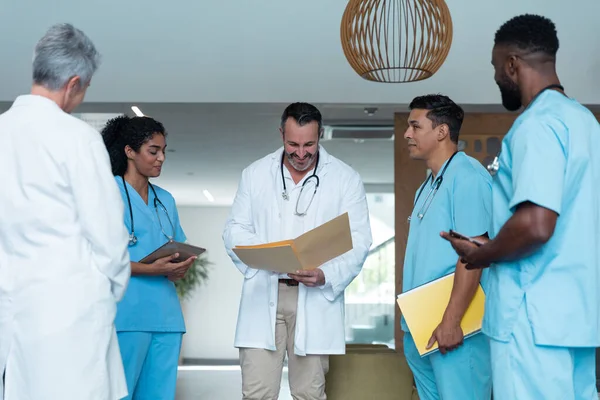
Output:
(494, 14), (559, 56)
(280, 102), (323, 134)
(101, 115), (167, 176)
(409, 94), (464, 143)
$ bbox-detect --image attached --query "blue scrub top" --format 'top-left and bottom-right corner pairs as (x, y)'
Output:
(482, 90), (600, 347)
(402, 151), (492, 332)
(114, 177), (187, 333)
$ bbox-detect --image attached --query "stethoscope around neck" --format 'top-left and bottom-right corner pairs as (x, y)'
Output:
(122, 176), (176, 246)
(280, 151), (320, 216)
(408, 151), (458, 222)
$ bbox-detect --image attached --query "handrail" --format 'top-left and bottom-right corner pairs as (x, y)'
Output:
(367, 236), (395, 256)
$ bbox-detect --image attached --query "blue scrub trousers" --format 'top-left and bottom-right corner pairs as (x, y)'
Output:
(117, 332), (183, 400)
(403, 331), (492, 400)
(489, 304), (597, 400)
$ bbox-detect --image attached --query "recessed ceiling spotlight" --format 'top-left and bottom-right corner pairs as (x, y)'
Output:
(131, 106), (144, 116)
(203, 189), (215, 202)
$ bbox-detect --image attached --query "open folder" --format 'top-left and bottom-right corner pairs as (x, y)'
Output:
(396, 272), (486, 357)
(139, 240), (206, 264)
(232, 212), (353, 274)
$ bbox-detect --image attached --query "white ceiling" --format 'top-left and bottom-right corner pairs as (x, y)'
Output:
(2, 0), (599, 205)
(1, 0), (600, 105)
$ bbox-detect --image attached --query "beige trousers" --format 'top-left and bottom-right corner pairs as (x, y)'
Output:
(239, 282), (329, 400)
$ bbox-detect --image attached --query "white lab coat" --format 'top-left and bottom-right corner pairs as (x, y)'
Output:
(223, 146), (372, 356)
(0, 95), (131, 400)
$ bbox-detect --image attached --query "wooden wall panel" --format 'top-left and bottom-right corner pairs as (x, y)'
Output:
(457, 113), (517, 136)
(459, 134), (504, 166)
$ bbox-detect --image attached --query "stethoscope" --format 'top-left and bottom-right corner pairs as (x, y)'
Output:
(486, 84), (566, 176)
(281, 151), (320, 216)
(122, 176), (175, 246)
(408, 151), (458, 222)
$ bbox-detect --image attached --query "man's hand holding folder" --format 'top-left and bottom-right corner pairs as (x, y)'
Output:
(287, 269), (326, 287)
(426, 314), (465, 355)
(397, 272), (486, 357)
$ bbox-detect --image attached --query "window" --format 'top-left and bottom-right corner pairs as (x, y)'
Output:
(345, 193), (395, 349)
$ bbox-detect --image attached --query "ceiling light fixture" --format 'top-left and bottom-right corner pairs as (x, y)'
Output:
(131, 106), (144, 116)
(202, 190), (215, 203)
(341, 0), (453, 83)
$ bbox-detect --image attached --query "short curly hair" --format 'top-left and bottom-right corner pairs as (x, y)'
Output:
(494, 14), (559, 56)
(409, 94), (464, 144)
(101, 115), (167, 176)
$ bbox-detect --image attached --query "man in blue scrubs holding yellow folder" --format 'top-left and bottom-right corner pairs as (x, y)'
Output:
(442, 14), (600, 400)
(401, 94), (493, 400)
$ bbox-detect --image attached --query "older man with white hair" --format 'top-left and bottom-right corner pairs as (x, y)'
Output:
(0, 23), (131, 400)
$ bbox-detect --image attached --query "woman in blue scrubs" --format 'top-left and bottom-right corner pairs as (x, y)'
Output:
(101, 115), (196, 400)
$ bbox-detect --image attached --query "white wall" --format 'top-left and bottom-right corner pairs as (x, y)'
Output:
(177, 206), (242, 361)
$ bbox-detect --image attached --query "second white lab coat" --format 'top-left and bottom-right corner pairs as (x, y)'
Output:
(0, 95), (131, 400)
(223, 146), (373, 356)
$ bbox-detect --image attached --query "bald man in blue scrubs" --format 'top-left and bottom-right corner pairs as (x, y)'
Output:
(401, 94), (492, 400)
(442, 14), (600, 400)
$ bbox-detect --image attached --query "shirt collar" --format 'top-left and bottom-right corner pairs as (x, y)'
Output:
(11, 94), (62, 111)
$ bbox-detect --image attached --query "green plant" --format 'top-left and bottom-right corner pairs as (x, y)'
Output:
(174, 254), (211, 300)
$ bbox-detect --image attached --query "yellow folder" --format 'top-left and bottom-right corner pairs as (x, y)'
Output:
(233, 212), (353, 274)
(396, 273), (485, 356)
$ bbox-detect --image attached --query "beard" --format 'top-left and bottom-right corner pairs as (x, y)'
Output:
(497, 75), (522, 111)
(286, 151), (317, 172)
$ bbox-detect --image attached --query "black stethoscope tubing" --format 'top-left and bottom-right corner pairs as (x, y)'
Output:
(122, 176), (172, 246)
(280, 151), (320, 201)
(413, 150), (459, 207)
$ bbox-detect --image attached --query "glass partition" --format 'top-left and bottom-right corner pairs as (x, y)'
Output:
(345, 193), (396, 349)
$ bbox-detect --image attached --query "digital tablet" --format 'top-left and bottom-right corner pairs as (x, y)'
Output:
(139, 241), (206, 264)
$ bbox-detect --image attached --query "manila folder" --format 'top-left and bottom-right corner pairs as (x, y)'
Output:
(293, 212), (353, 270)
(396, 273), (485, 357)
(232, 240), (303, 274)
(232, 212), (353, 274)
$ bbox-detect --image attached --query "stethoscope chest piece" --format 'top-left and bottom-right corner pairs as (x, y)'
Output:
(129, 233), (138, 246)
(487, 156), (500, 176)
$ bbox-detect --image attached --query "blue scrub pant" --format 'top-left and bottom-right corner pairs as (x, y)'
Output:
(403, 331), (492, 400)
(117, 332), (183, 400)
(489, 305), (597, 400)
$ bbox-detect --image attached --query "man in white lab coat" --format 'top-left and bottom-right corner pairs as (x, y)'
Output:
(0, 23), (131, 400)
(223, 102), (373, 400)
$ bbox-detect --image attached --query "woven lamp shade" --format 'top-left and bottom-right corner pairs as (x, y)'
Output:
(341, 0), (453, 83)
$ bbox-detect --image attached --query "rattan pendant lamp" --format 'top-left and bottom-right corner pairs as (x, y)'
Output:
(341, 0), (453, 83)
